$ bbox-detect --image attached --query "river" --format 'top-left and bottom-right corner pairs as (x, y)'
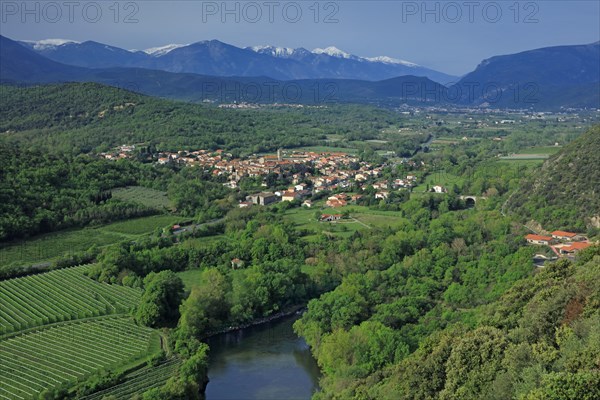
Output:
(205, 314), (321, 400)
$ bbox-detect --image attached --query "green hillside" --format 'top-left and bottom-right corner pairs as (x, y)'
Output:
(505, 125), (600, 232)
(0, 83), (404, 155)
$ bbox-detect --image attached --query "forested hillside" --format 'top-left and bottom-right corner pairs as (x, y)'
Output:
(505, 125), (600, 232)
(295, 243), (600, 400)
(0, 83), (402, 154)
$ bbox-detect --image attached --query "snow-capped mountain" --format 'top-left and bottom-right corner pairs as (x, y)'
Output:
(250, 45), (296, 58)
(250, 45), (421, 68)
(312, 46), (356, 59)
(143, 44), (187, 57)
(365, 56), (418, 67)
(5, 34), (599, 109)
(20, 39), (80, 51)
(20, 38), (457, 84)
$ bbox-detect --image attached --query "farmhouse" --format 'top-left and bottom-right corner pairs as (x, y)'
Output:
(171, 224), (182, 232)
(551, 230), (578, 241)
(326, 198), (347, 208)
(281, 191), (300, 202)
(560, 242), (592, 255)
(525, 234), (553, 245)
(246, 192), (278, 206)
(432, 185), (447, 193)
(321, 214), (342, 222)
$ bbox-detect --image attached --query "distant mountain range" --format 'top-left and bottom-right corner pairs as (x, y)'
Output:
(2, 35), (599, 109)
(0, 35), (447, 105)
(453, 42), (600, 109)
(18, 38), (457, 85)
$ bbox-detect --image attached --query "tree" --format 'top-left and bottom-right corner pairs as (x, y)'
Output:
(136, 271), (185, 327)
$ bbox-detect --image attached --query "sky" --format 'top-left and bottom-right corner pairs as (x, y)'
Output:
(2, 0), (599, 75)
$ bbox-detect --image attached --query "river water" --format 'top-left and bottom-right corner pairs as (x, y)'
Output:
(205, 314), (321, 400)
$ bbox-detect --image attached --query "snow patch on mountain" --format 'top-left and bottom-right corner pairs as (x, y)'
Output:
(365, 56), (419, 67)
(143, 44), (187, 56)
(22, 39), (79, 51)
(312, 46), (354, 59)
(250, 45), (295, 57)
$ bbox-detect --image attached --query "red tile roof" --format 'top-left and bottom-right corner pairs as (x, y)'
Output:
(525, 234), (553, 242)
(551, 230), (577, 238)
(562, 242), (592, 252)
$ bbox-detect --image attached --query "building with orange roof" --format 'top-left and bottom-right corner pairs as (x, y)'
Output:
(560, 242), (593, 254)
(525, 234), (553, 245)
(326, 198), (347, 208)
(551, 231), (578, 241)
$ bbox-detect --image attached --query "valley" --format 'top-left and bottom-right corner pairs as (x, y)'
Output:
(1, 9), (599, 398)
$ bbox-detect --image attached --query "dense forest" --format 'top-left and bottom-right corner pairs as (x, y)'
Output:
(295, 248), (600, 400)
(506, 126), (600, 232)
(0, 83), (403, 155)
(0, 143), (169, 240)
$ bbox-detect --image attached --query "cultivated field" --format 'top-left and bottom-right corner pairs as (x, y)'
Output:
(412, 170), (464, 192)
(292, 145), (358, 154)
(0, 316), (158, 400)
(111, 186), (172, 210)
(82, 358), (181, 400)
(284, 204), (407, 239)
(0, 215), (181, 271)
(99, 215), (181, 236)
(0, 265), (141, 335)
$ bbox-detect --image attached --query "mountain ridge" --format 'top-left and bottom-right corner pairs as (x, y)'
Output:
(18, 37), (456, 84)
(3, 35), (599, 109)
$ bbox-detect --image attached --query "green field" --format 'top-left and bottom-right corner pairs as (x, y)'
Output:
(284, 204), (406, 239)
(495, 159), (546, 167)
(499, 154), (551, 160)
(82, 358), (181, 400)
(100, 215), (181, 236)
(112, 186), (172, 210)
(176, 269), (204, 292)
(413, 170), (464, 192)
(293, 145), (358, 154)
(521, 146), (562, 154)
(0, 229), (123, 270)
(0, 215), (182, 270)
(0, 316), (158, 400)
(0, 265), (141, 335)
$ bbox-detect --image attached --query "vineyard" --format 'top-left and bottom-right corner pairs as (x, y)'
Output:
(82, 358), (182, 400)
(0, 265), (141, 335)
(0, 316), (159, 400)
(111, 186), (173, 211)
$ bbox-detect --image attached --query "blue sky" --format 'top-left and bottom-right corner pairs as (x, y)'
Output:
(2, 1), (599, 75)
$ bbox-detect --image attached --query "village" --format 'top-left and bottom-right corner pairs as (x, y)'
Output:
(100, 145), (596, 259)
(525, 230), (595, 259)
(100, 145), (425, 221)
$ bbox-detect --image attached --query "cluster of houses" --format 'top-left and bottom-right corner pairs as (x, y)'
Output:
(144, 148), (421, 196)
(99, 144), (137, 160)
(525, 230), (595, 257)
(100, 146), (429, 209)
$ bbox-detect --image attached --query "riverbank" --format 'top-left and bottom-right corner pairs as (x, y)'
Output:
(200, 304), (306, 340)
